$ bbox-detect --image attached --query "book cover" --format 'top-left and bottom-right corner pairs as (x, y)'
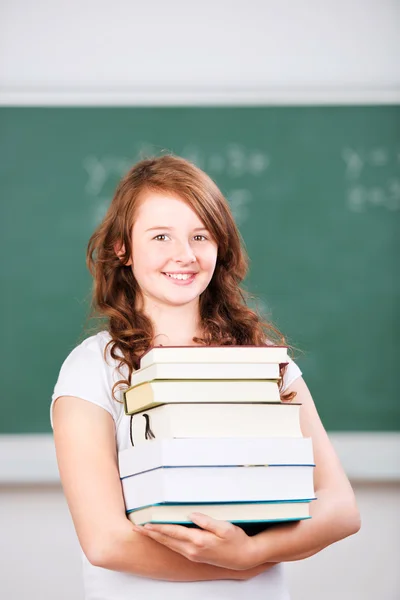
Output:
(130, 402), (302, 441)
(140, 345), (288, 369)
(121, 465), (315, 510)
(118, 437), (315, 477)
(126, 500), (312, 525)
(130, 361), (282, 388)
(123, 379), (281, 415)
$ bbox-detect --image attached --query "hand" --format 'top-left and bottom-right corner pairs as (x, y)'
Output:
(132, 512), (260, 570)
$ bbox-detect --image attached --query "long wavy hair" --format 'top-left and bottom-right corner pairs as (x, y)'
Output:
(86, 155), (296, 401)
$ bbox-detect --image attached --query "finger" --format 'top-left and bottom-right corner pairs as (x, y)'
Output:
(133, 526), (195, 558)
(189, 512), (235, 537)
(142, 523), (200, 543)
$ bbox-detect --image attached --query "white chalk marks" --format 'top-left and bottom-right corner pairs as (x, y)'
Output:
(83, 144), (270, 227)
(82, 142), (399, 224)
(342, 147), (400, 212)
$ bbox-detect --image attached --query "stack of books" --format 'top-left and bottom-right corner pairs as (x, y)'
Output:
(119, 346), (315, 530)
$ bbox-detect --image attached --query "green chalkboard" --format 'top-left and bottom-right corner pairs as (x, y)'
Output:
(1, 106), (399, 433)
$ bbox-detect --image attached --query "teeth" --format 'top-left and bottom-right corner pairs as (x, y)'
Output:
(165, 273), (192, 280)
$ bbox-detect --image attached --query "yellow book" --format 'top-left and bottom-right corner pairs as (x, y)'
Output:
(123, 379), (280, 415)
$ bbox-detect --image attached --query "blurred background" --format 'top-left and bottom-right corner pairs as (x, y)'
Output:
(0, 1), (399, 598)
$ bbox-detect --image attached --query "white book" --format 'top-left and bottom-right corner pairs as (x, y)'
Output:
(124, 379), (281, 415)
(131, 403), (302, 441)
(140, 345), (288, 369)
(121, 465), (315, 510)
(118, 438), (315, 477)
(130, 361), (281, 387)
(126, 500), (312, 525)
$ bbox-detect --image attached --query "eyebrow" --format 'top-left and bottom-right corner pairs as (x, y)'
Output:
(145, 226), (209, 232)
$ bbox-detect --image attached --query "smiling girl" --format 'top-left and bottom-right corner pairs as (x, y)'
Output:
(51, 155), (360, 600)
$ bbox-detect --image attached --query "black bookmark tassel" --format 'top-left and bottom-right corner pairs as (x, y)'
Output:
(143, 413), (155, 440)
(129, 414), (135, 446)
(129, 413), (156, 446)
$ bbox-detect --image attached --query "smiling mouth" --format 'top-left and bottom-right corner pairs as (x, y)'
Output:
(162, 272), (197, 282)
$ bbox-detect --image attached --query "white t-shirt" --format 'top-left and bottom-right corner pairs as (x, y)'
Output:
(51, 331), (302, 600)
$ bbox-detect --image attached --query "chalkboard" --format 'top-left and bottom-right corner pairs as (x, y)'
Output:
(1, 106), (399, 433)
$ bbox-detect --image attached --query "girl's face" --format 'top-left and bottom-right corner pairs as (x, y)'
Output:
(130, 191), (218, 309)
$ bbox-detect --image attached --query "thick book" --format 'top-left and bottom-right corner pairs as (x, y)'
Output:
(123, 379), (281, 415)
(129, 361), (282, 388)
(131, 402), (302, 441)
(118, 438), (315, 476)
(126, 500), (312, 525)
(140, 345), (288, 369)
(121, 465), (315, 510)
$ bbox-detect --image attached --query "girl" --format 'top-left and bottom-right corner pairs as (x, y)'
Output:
(52, 155), (360, 600)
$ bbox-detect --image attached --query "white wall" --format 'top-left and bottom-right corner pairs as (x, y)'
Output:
(1, 1), (399, 599)
(1, 0), (400, 103)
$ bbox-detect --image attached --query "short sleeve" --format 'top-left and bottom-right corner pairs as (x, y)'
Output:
(281, 357), (302, 392)
(50, 333), (121, 428)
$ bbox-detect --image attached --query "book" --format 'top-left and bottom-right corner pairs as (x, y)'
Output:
(129, 361), (282, 388)
(118, 438), (315, 476)
(131, 402), (302, 442)
(140, 345), (288, 369)
(126, 500), (312, 525)
(123, 380), (281, 415)
(121, 465), (315, 510)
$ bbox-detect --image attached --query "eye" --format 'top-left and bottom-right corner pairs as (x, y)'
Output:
(153, 234), (169, 241)
(193, 235), (207, 241)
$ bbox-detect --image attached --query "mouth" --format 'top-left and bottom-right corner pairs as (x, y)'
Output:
(162, 272), (197, 285)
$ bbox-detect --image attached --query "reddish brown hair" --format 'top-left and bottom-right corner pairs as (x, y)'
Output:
(86, 155), (295, 400)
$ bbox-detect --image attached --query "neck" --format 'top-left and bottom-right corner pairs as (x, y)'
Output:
(140, 298), (203, 347)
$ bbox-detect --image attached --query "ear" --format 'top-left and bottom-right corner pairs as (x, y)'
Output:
(114, 241), (132, 266)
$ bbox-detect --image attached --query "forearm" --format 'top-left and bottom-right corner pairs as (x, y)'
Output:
(96, 523), (275, 581)
(251, 490), (361, 565)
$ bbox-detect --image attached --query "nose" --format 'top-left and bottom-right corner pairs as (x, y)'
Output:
(174, 240), (196, 264)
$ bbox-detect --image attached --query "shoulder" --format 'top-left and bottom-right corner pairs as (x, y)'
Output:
(58, 330), (125, 373)
(282, 356), (302, 393)
(51, 331), (126, 427)
(66, 330), (112, 360)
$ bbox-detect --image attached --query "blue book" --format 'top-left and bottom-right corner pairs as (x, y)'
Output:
(126, 500), (313, 530)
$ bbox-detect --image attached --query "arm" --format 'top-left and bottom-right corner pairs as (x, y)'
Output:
(126, 376), (360, 570)
(249, 376), (361, 565)
(53, 396), (274, 581)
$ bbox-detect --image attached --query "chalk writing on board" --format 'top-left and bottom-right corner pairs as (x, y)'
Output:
(227, 190), (253, 225)
(83, 156), (131, 196)
(83, 145), (268, 226)
(342, 147), (400, 212)
(84, 146), (269, 196)
(347, 180), (400, 212)
(342, 147), (391, 180)
(181, 144), (270, 177)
